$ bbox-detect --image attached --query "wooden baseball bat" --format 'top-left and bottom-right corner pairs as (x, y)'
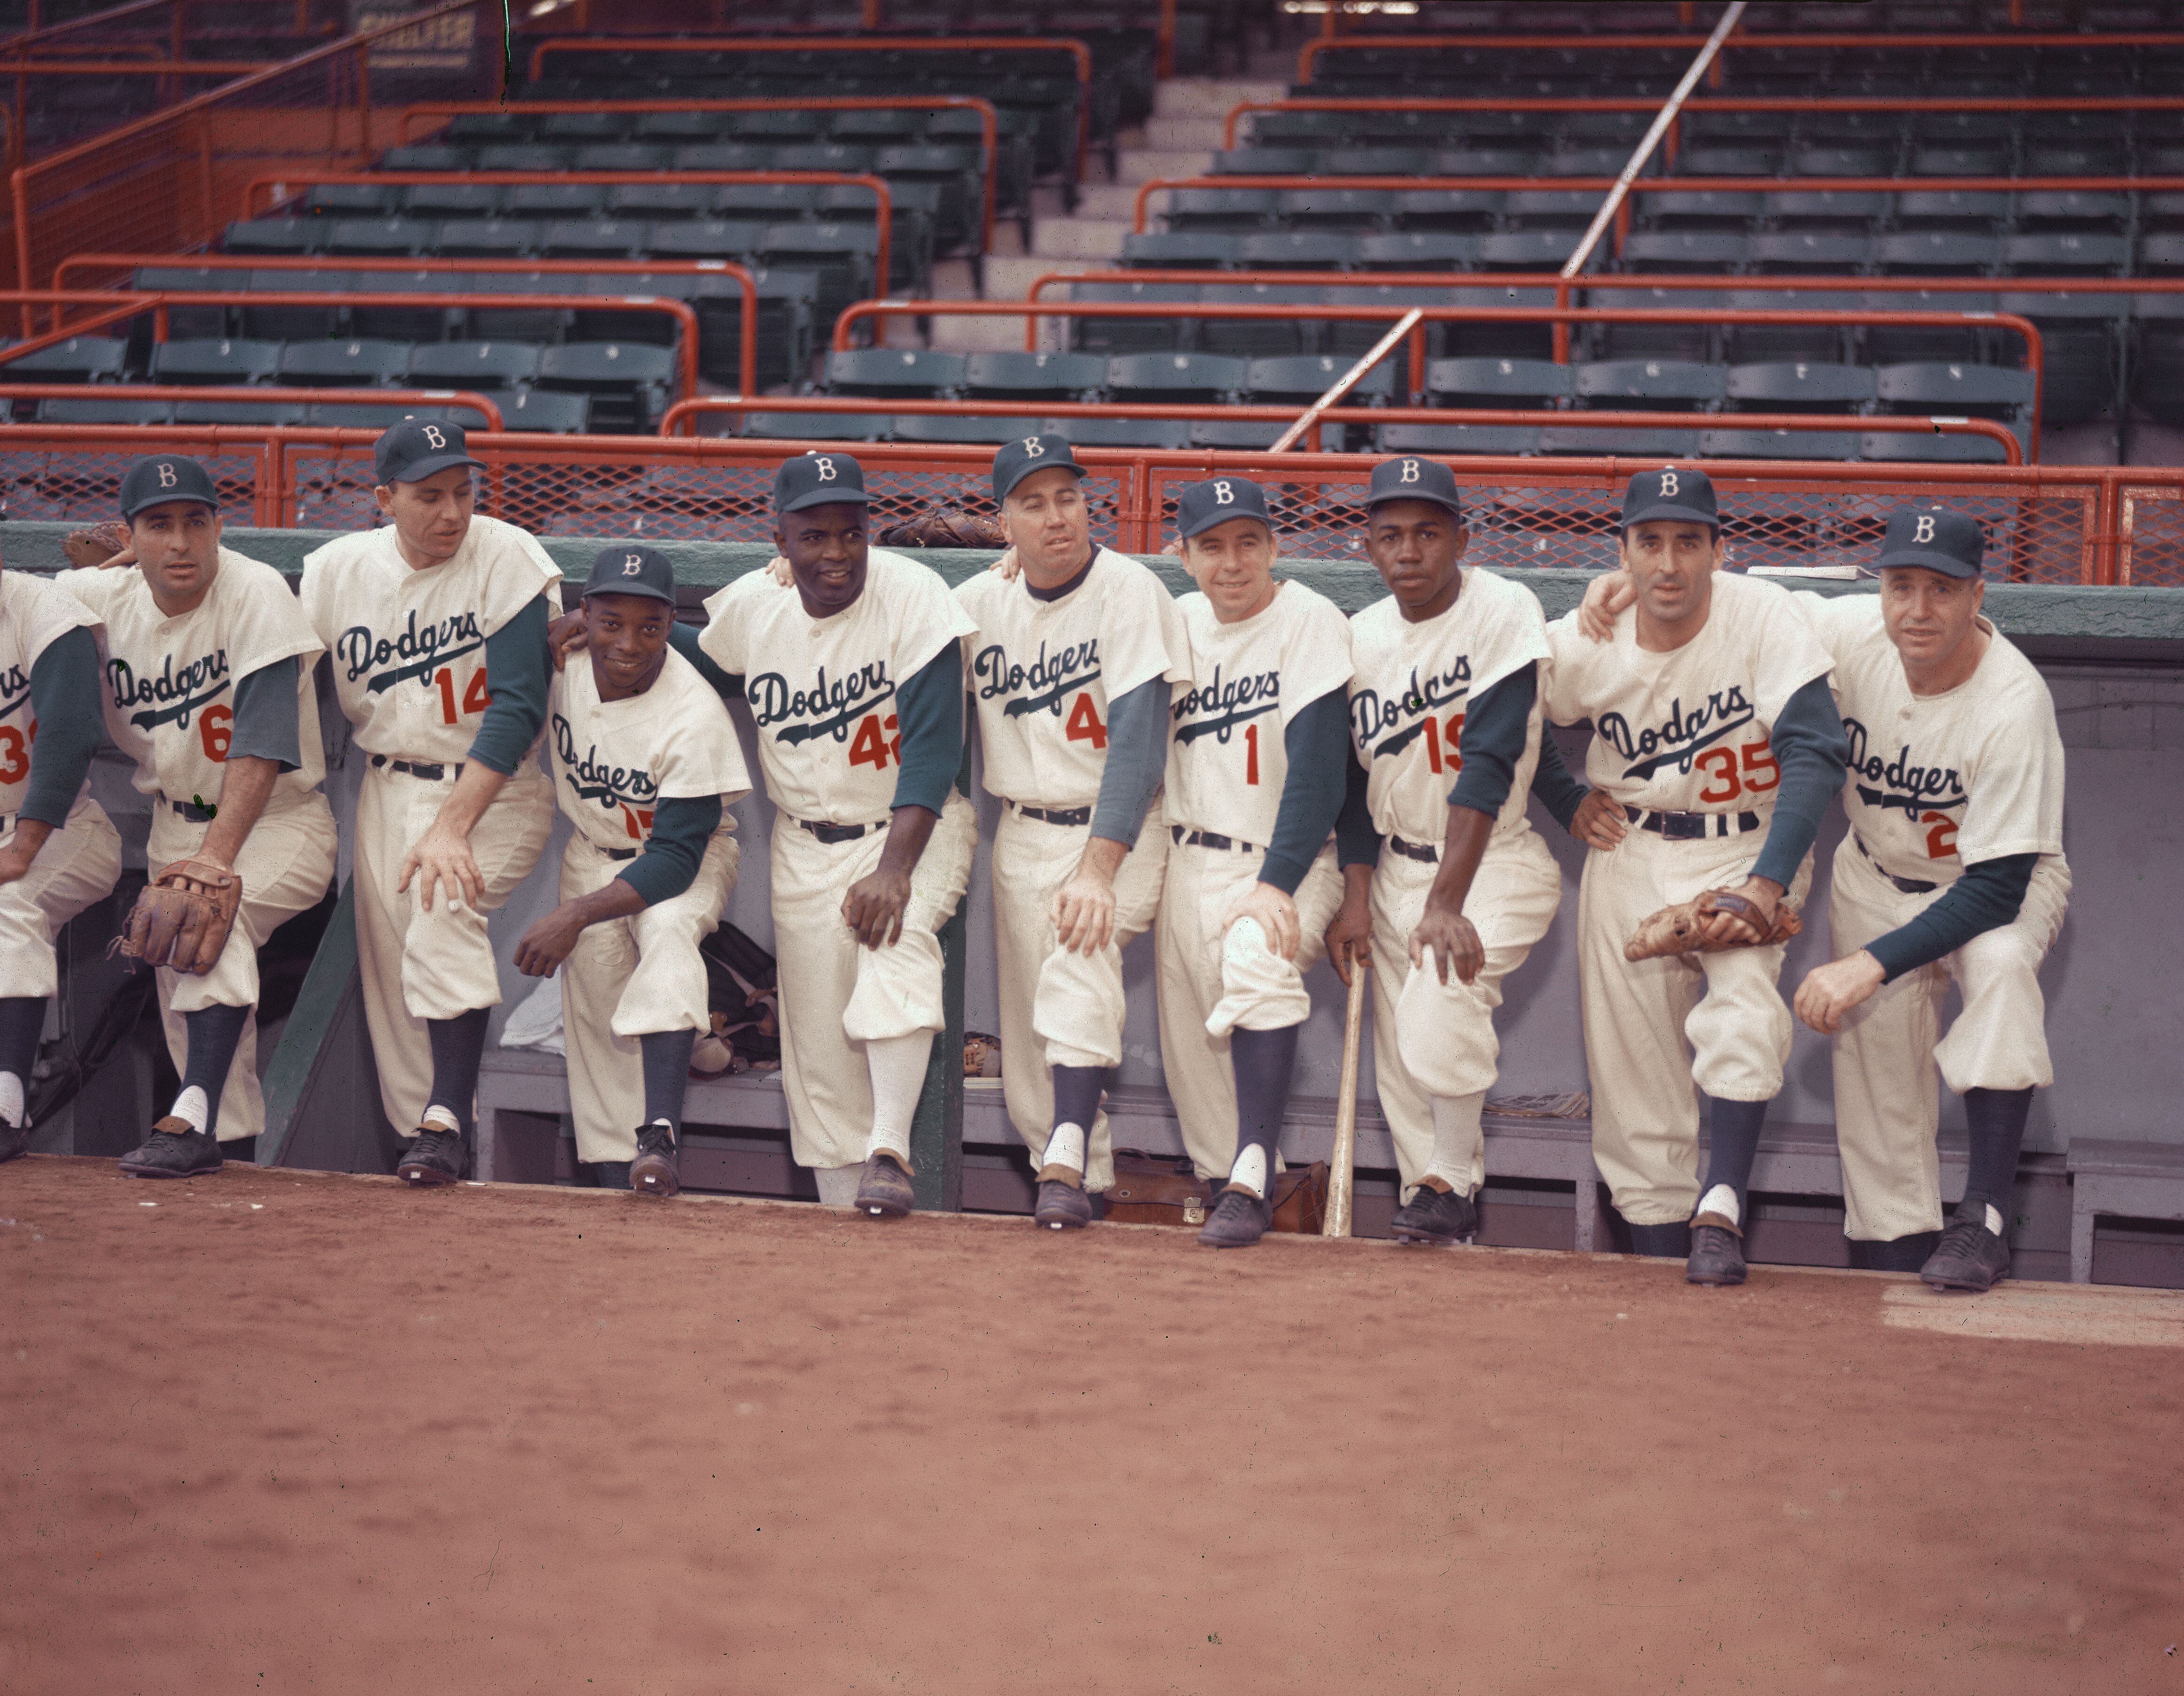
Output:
(1323, 955), (1368, 1239)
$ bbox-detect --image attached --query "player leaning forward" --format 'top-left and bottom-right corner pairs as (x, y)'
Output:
(1157, 477), (1353, 1249)
(675, 453), (975, 1215)
(1323, 457), (1564, 1246)
(57, 456), (337, 1175)
(1535, 467), (1847, 1285)
(301, 422), (559, 1185)
(957, 434), (1188, 1229)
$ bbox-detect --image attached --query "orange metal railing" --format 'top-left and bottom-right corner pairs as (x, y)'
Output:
(1, 381), (506, 427)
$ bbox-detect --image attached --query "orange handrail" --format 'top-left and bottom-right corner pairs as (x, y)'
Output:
(396, 97), (1000, 253)
(233, 170), (893, 304)
(54, 252), (762, 397)
(525, 34), (1095, 180)
(1, 381), (506, 428)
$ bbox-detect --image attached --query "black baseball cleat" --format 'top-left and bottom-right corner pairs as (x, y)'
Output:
(630, 1125), (679, 1199)
(1921, 1204), (2011, 1293)
(1389, 1182), (1477, 1246)
(118, 1118), (223, 1179)
(856, 1151), (915, 1218)
(1034, 1177), (1092, 1230)
(0, 1119), (29, 1164)
(1198, 1185), (1271, 1249)
(1686, 1215), (1748, 1286)
(397, 1126), (467, 1186)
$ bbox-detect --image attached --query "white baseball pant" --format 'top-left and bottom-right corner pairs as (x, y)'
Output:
(1576, 824), (1813, 1227)
(558, 828), (741, 1166)
(353, 759), (554, 1135)
(149, 798), (339, 1144)
(0, 798), (122, 1001)
(1369, 827), (1563, 1200)
(1156, 835), (1345, 1180)
(1825, 835), (2070, 1242)
(770, 792), (977, 1171)
(990, 800), (1168, 1195)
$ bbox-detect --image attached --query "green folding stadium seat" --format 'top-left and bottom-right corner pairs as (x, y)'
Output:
(1640, 190), (1765, 233)
(824, 348), (967, 399)
(243, 269), (352, 341)
(1479, 230), (1583, 272)
(2014, 191), (2132, 234)
(1390, 189), (1505, 234)
(1749, 232), (1871, 276)
(1539, 424), (1700, 457)
(608, 182), (715, 222)
(1892, 190), (2010, 232)
(1245, 353), (1399, 414)
(1997, 289), (2129, 429)
(1860, 288), (1999, 365)
(1857, 427), (2014, 465)
(173, 400), (308, 426)
(575, 144), (670, 173)
(1276, 188), (1393, 233)
(757, 223), (880, 333)
(408, 341), (542, 390)
(647, 220), (767, 262)
(1698, 427), (1860, 462)
(720, 184), (826, 222)
(1874, 232), (2000, 276)
(1427, 357), (1575, 410)
(39, 396), (172, 425)
(508, 185), (608, 219)
(1237, 232), (1353, 271)
(1105, 351), (1247, 403)
(1378, 421), (1541, 458)
(306, 183), (398, 218)
(1358, 232), (1482, 272)
(1761, 189), (1890, 233)
(350, 270), (465, 343)
(636, 111), (732, 143)
(831, 110), (924, 146)
(446, 112), (522, 145)
(1121, 232), (1239, 270)
(498, 387), (590, 433)
(743, 411), (888, 442)
(2002, 234), (2128, 277)
(670, 143), (774, 172)
(326, 218), (434, 259)
(224, 218), (321, 258)
(536, 341), (677, 432)
(1723, 360), (1876, 413)
(461, 272), (576, 344)
(543, 220), (650, 262)
(961, 351), (1105, 402)
(1873, 360), (2034, 426)
(1679, 147), (1782, 178)
(540, 112), (626, 143)
(306, 400), (492, 431)
(1792, 147), (1895, 177)
(278, 338), (412, 388)
(1621, 232), (1751, 275)
(1574, 358), (1727, 410)
(1188, 420), (1289, 450)
(890, 414), (1019, 445)
(733, 110), (827, 141)
(135, 267), (229, 340)
(1210, 147), (1316, 176)
(434, 219), (539, 261)
(1164, 187), (1276, 233)
(1053, 417), (1191, 450)
(1069, 281), (1199, 355)
(378, 144), (470, 171)
(150, 337), (280, 385)
(478, 143), (573, 172)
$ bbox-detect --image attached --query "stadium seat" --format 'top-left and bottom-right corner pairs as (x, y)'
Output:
(1761, 189), (1890, 233)
(1070, 281), (1198, 355)
(542, 220), (649, 262)
(758, 223), (881, 331)
(224, 218), (320, 258)
(278, 338), (413, 388)
(718, 184), (826, 223)
(1246, 351), (1398, 405)
(1997, 290), (2128, 429)
(1860, 289), (1998, 365)
(326, 217), (435, 259)
(2014, 191), (2133, 234)
(1435, 284), (1560, 362)
(378, 144), (470, 171)
(1320, 147), (1434, 177)
(1188, 420), (1291, 450)
(608, 182), (716, 222)
(150, 337), (281, 385)
(774, 143), (876, 178)
(1873, 361), (2035, 424)
(496, 388), (590, 433)
(535, 342), (675, 432)
(742, 411), (889, 442)
(1195, 283), (1321, 359)
(961, 351), (1106, 402)
(1621, 232), (1751, 275)
(434, 218), (537, 260)
(1164, 187), (1276, 233)
(670, 143), (774, 172)
(1858, 427), (2014, 465)
(1277, 188), (1394, 234)
(1546, 146), (1644, 178)
(1792, 147), (1894, 177)
(445, 111), (521, 144)
(575, 144), (669, 173)
(1211, 147), (1316, 176)
(1426, 356), (1574, 409)
(462, 273), (576, 343)
(1874, 232), (2000, 277)
(1891, 190), (2010, 233)
(305, 183), (398, 218)
(1480, 231), (1583, 272)
(1678, 147), (1781, 177)
(832, 110), (924, 146)
(508, 185), (608, 219)
(1105, 352), (1247, 404)
(1574, 358), (1728, 410)
(541, 112), (625, 143)
(1378, 421), (1541, 457)
(1640, 189), (1765, 232)
(1121, 232), (1240, 269)
(407, 341), (542, 389)
(1391, 189), (1505, 233)
(306, 401), (492, 431)
(1723, 361), (1877, 412)
(1586, 286), (1722, 363)
(1540, 425), (1700, 456)
(477, 144), (571, 172)
(1749, 232), (1871, 276)
(647, 220), (767, 262)
(2002, 234), (2129, 278)
(350, 271), (466, 343)
(1698, 427), (1860, 461)
(824, 348), (967, 399)
(172, 400), (309, 426)
(890, 414), (1019, 445)
(1909, 145), (2008, 177)
(1052, 417), (1191, 450)
(402, 181), (504, 219)
(1503, 190), (1598, 232)
(1357, 232), (1481, 272)
(38, 396), (173, 425)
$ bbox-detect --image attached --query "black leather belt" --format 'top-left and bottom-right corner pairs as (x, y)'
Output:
(1856, 832), (1937, 894)
(370, 753), (462, 782)
(1624, 803), (1761, 841)
(601, 844), (639, 861)
(1008, 800), (1093, 827)
(795, 816), (881, 844)
(156, 793), (216, 823)
(1172, 824), (1258, 853)
(1387, 833), (1439, 864)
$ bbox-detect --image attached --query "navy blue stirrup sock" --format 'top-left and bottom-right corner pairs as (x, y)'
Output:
(1227, 1025), (1299, 1184)
(424, 1007), (492, 1136)
(1697, 1095), (1770, 1226)
(180, 1002), (251, 1141)
(1960, 1086), (2033, 1220)
(639, 1028), (697, 1132)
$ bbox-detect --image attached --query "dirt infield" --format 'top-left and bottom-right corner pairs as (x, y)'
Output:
(5, 1157), (2180, 1696)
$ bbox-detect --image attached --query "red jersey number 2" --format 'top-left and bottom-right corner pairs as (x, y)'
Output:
(435, 665), (490, 725)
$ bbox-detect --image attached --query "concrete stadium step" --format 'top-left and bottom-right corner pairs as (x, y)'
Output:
(1117, 147), (1216, 185)
(1152, 77), (1288, 119)
(1029, 217), (1128, 261)
(982, 254), (1080, 300)
(1145, 116), (1227, 150)
(1067, 183), (1143, 221)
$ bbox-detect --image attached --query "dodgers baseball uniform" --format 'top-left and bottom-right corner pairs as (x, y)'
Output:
(697, 547), (978, 1172)
(956, 545), (1189, 1193)
(1798, 589), (2069, 1243)
(57, 550), (337, 1144)
(1542, 567), (1837, 1227)
(1158, 578), (1353, 1180)
(299, 512), (560, 1136)
(548, 643), (751, 1166)
(1346, 565), (1562, 1200)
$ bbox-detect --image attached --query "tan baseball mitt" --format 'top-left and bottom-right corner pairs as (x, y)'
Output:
(875, 506), (1007, 549)
(1625, 889), (1800, 962)
(112, 858), (244, 974)
(63, 521), (131, 570)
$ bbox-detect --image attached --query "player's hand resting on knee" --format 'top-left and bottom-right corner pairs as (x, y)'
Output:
(1225, 881), (1300, 962)
(513, 904), (588, 976)
(1411, 896), (1484, 986)
(1051, 865), (1117, 955)
(843, 867), (913, 949)
(1795, 949), (1887, 1034)
(1578, 568), (1637, 642)
(1323, 884), (1371, 986)
(1570, 788), (1629, 852)
(400, 824), (484, 912)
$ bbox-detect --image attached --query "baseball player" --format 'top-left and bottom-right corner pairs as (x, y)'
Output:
(1156, 476), (1354, 1249)
(663, 453), (976, 1216)
(954, 434), (1189, 1230)
(514, 547), (750, 1197)
(55, 455), (337, 1177)
(1785, 508), (2069, 1292)
(0, 557), (119, 1163)
(1320, 457), (1563, 1246)
(1533, 466), (1847, 1285)
(300, 420), (560, 1186)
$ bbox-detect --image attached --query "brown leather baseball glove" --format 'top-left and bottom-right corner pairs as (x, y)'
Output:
(1624, 889), (1800, 962)
(62, 521), (131, 571)
(875, 506), (1007, 549)
(112, 858), (244, 975)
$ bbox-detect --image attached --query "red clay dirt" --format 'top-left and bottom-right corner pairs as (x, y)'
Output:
(3, 1154), (2179, 1696)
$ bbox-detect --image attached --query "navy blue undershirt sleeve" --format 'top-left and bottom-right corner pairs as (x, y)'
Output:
(227, 656), (302, 771)
(668, 619), (745, 702)
(1260, 686), (1349, 895)
(1527, 724), (1589, 832)
(616, 793), (721, 907)
(1750, 675), (1850, 889)
(889, 639), (963, 816)
(1089, 676), (1168, 846)
(1449, 662), (1535, 820)
(1335, 747), (1380, 870)
(1864, 853), (2037, 984)
(19, 627), (104, 828)
(466, 596), (551, 776)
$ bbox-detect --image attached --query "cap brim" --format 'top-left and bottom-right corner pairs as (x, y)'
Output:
(1874, 546), (1980, 578)
(995, 457), (1083, 502)
(778, 486), (871, 514)
(1620, 502), (1718, 529)
(1368, 489), (1464, 518)
(1178, 507), (1271, 541)
(582, 580), (676, 603)
(386, 451), (486, 484)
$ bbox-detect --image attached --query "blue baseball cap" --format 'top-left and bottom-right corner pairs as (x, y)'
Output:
(1620, 465), (1718, 529)
(1874, 505), (1983, 579)
(774, 449), (870, 515)
(375, 418), (484, 486)
(991, 432), (1083, 503)
(1366, 453), (1464, 519)
(120, 454), (219, 521)
(583, 544), (676, 605)
(1175, 475), (1273, 541)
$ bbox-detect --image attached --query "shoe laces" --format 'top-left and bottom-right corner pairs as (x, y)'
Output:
(636, 1124), (675, 1158)
(1215, 1188), (1262, 1220)
(1936, 1216), (1992, 1256)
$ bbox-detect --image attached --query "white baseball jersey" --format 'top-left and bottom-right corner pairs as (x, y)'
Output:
(56, 552), (325, 810)
(1348, 566), (1550, 842)
(1543, 569), (1834, 815)
(1165, 578), (1352, 843)
(0, 570), (102, 818)
(954, 546), (1189, 807)
(1797, 592), (2064, 884)
(699, 547), (975, 825)
(298, 514), (561, 763)
(548, 646), (751, 853)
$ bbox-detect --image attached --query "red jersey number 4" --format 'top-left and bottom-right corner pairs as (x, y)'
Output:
(849, 712), (901, 771)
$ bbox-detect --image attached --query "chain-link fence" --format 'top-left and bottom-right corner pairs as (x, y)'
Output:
(2120, 486), (2184, 589)
(0, 433), (269, 525)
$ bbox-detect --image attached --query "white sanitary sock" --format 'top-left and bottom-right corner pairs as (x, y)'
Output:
(813, 1164), (864, 1206)
(1424, 1091), (1486, 1193)
(1984, 1202), (2005, 1237)
(0, 1071), (23, 1131)
(169, 1085), (209, 1135)
(1043, 1121), (1087, 1175)
(1227, 1144), (1268, 1200)
(419, 1103), (461, 1135)
(864, 1032), (933, 1164)
(1697, 1182), (1741, 1228)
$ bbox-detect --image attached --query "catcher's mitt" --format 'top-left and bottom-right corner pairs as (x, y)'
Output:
(111, 858), (243, 975)
(1624, 889), (1800, 962)
(62, 521), (131, 571)
(875, 506), (1007, 550)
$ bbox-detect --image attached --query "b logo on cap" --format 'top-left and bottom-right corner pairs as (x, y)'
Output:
(622, 553), (643, 576)
(813, 456), (836, 482)
(156, 463), (177, 488)
(421, 425), (446, 450)
(1914, 514), (1936, 545)
(1658, 469), (1679, 497)
(1400, 459), (1420, 483)
(1022, 436), (1044, 457)
(1214, 480), (1234, 504)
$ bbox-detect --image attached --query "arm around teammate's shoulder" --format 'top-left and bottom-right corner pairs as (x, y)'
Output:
(1749, 674), (1850, 891)
(17, 627), (104, 830)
